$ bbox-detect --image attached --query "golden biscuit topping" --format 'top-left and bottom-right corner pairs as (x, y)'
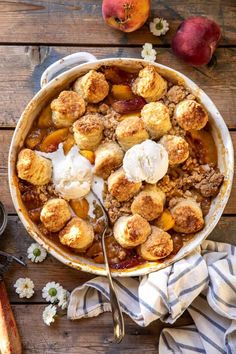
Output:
(73, 114), (103, 134)
(159, 135), (189, 166)
(175, 100), (208, 131)
(74, 70), (109, 103)
(51, 91), (85, 115)
(132, 65), (167, 102)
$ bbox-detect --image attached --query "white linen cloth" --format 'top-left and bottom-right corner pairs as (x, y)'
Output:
(68, 241), (236, 353)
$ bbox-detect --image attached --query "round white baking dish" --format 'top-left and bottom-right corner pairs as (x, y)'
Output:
(8, 52), (234, 277)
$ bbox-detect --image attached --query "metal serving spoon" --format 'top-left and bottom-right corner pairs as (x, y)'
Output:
(91, 190), (125, 343)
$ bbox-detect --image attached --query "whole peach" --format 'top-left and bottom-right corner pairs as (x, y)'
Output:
(171, 17), (221, 66)
(102, 0), (150, 33)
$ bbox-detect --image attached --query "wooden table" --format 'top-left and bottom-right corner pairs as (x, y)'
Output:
(0, 1), (235, 352)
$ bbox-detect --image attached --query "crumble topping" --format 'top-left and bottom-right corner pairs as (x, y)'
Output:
(167, 85), (187, 104)
(101, 108), (121, 142)
(157, 157), (224, 206)
(104, 192), (132, 224)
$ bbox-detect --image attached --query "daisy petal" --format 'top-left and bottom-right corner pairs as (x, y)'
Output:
(42, 281), (63, 303)
(27, 243), (47, 263)
(149, 17), (169, 37)
(14, 278), (34, 299)
(141, 43), (157, 62)
(42, 304), (57, 326)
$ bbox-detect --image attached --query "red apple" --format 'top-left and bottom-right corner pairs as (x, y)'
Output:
(171, 17), (221, 66)
(102, 0), (150, 33)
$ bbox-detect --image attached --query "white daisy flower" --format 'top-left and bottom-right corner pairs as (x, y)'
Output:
(58, 289), (70, 310)
(42, 304), (57, 326)
(141, 43), (157, 62)
(27, 243), (47, 263)
(14, 278), (34, 299)
(42, 281), (63, 303)
(150, 18), (169, 36)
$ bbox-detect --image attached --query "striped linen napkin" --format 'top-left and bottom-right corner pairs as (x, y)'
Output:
(68, 241), (236, 353)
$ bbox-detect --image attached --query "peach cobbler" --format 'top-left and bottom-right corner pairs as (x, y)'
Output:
(16, 65), (224, 269)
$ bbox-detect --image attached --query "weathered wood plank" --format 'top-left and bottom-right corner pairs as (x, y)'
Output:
(0, 46), (236, 128)
(12, 304), (192, 354)
(0, 1), (235, 45)
(1, 130), (235, 214)
(3, 215), (236, 303)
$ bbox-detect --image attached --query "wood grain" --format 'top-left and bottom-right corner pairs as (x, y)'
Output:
(0, 1), (235, 45)
(2, 215), (236, 303)
(11, 305), (192, 354)
(0, 46), (236, 128)
(0, 0), (235, 352)
(1, 129), (235, 214)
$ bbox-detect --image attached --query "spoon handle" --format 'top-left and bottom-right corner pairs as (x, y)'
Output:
(90, 190), (125, 343)
(101, 232), (125, 343)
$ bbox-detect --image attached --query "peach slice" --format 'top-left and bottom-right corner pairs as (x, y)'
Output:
(70, 199), (89, 219)
(37, 104), (53, 128)
(111, 84), (134, 100)
(28, 208), (41, 223)
(63, 133), (75, 155)
(40, 128), (69, 153)
(154, 209), (175, 231)
(118, 111), (141, 121)
(25, 128), (46, 149)
(86, 241), (103, 263)
(87, 236), (127, 264)
(80, 150), (95, 164)
(187, 130), (218, 166)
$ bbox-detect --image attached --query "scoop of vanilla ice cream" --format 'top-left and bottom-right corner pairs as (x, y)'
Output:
(38, 144), (92, 200)
(123, 140), (169, 184)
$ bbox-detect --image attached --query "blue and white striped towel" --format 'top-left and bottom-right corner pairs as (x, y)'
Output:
(68, 241), (236, 353)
